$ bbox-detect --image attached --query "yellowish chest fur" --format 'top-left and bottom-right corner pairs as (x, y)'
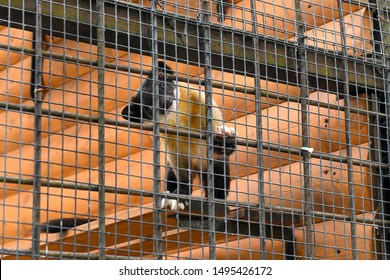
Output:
(160, 83), (223, 170)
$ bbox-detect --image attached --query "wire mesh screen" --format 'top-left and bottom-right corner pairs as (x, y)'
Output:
(0, 0), (389, 260)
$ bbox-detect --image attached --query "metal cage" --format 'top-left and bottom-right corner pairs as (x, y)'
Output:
(0, 0), (389, 260)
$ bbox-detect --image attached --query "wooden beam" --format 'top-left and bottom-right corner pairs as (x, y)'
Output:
(0, 0), (383, 93)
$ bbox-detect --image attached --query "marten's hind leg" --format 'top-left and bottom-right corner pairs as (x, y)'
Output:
(202, 158), (230, 200)
(161, 158), (191, 211)
(166, 164), (178, 193)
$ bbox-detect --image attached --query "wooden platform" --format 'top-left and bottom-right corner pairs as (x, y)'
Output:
(1, 201), (377, 260)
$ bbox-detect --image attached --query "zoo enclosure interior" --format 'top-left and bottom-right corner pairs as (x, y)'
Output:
(0, 0), (389, 259)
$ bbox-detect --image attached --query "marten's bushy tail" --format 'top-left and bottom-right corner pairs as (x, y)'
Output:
(40, 218), (90, 233)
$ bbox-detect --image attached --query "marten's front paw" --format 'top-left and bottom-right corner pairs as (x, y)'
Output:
(214, 126), (237, 155)
(216, 125), (237, 138)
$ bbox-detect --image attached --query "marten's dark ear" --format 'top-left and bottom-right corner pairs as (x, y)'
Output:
(157, 61), (174, 75)
(121, 105), (129, 120)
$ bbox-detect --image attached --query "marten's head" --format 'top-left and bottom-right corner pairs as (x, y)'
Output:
(121, 61), (177, 123)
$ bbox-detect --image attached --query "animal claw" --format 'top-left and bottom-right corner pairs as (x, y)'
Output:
(216, 125), (237, 138)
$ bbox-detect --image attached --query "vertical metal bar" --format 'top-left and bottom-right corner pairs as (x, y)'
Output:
(151, 0), (162, 260)
(336, 0), (357, 260)
(370, 93), (386, 259)
(376, 0), (390, 259)
(32, 0), (43, 260)
(200, 0), (216, 260)
(96, 0), (106, 260)
(249, 0), (266, 260)
(216, 0), (224, 23)
(294, 0), (314, 259)
(366, 1), (384, 259)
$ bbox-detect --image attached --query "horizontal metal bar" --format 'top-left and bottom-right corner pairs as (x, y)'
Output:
(2, 174), (389, 227)
(0, 101), (384, 169)
(0, 42), (386, 120)
(0, 0), (385, 94)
